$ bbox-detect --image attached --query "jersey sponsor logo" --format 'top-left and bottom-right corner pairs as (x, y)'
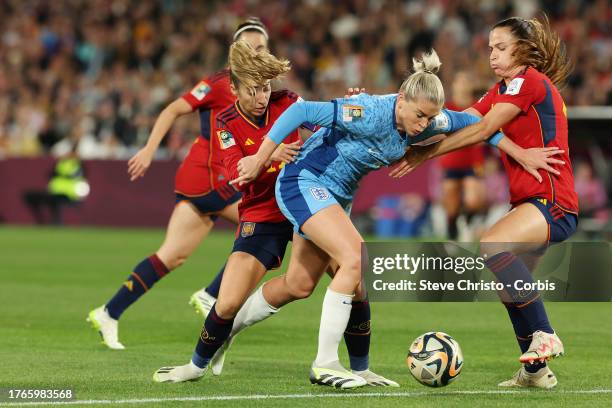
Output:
(217, 130), (236, 149)
(309, 186), (331, 201)
(241, 222), (256, 237)
(432, 112), (450, 132)
(245, 138), (255, 146)
(342, 105), (364, 122)
(506, 78), (525, 95)
(190, 81), (211, 101)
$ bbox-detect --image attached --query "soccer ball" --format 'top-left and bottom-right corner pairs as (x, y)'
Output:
(406, 331), (463, 387)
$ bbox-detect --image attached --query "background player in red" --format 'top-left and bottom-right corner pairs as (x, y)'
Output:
(438, 71), (486, 241)
(87, 18), (270, 350)
(393, 15), (576, 389)
(153, 40), (302, 383)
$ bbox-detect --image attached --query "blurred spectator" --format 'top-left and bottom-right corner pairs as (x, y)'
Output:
(0, 0), (609, 159)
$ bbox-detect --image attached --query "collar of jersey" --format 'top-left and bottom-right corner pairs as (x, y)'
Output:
(391, 95), (408, 140)
(235, 101), (269, 129)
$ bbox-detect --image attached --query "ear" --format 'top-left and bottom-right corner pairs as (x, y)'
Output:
(230, 82), (239, 97)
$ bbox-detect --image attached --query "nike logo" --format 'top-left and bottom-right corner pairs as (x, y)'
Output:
(342, 301), (352, 305)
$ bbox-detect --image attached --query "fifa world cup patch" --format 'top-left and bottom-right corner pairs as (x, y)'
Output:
(506, 78), (524, 95)
(309, 187), (331, 201)
(241, 222), (256, 237)
(217, 130), (236, 149)
(342, 105), (364, 122)
(190, 81), (211, 101)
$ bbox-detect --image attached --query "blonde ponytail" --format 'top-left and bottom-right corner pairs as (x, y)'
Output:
(399, 49), (445, 107)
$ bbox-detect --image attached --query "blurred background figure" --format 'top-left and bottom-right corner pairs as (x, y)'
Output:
(437, 71), (487, 241)
(23, 148), (89, 225)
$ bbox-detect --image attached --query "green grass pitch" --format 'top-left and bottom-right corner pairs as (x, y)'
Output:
(0, 226), (610, 407)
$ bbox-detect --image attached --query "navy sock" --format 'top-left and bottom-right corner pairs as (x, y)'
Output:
(485, 252), (553, 334)
(344, 299), (371, 371)
(192, 305), (234, 368)
(504, 303), (532, 353)
(205, 264), (225, 298)
(106, 254), (169, 320)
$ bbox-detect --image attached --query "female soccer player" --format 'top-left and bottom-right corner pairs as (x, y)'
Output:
(230, 48), (562, 387)
(391, 16), (576, 389)
(87, 18), (271, 350)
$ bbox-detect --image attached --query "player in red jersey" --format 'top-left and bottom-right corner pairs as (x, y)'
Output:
(438, 71), (486, 240)
(393, 16), (576, 389)
(152, 40), (301, 383)
(87, 18), (270, 350)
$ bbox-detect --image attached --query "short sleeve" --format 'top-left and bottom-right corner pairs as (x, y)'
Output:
(471, 86), (496, 116)
(216, 127), (246, 190)
(331, 95), (382, 137)
(181, 79), (217, 111)
(495, 75), (546, 113)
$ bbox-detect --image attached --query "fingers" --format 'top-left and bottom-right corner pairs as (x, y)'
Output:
(229, 175), (249, 186)
(543, 164), (561, 176)
(545, 157), (565, 166)
(527, 168), (543, 183)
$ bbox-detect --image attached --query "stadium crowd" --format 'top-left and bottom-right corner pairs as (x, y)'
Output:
(0, 0), (609, 159)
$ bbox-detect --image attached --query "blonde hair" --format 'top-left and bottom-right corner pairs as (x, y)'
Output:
(399, 49), (445, 107)
(493, 15), (572, 88)
(228, 41), (290, 93)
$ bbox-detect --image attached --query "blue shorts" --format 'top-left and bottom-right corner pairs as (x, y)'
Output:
(232, 220), (293, 270)
(175, 182), (240, 220)
(444, 167), (479, 180)
(275, 164), (352, 235)
(524, 197), (578, 243)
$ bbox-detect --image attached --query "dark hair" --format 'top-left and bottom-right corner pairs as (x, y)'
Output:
(233, 17), (269, 42)
(493, 15), (572, 88)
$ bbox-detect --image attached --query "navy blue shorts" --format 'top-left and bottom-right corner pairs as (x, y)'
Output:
(232, 220), (293, 270)
(175, 182), (240, 220)
(444, 167), (478, 180)
(525, 197), (578, 243)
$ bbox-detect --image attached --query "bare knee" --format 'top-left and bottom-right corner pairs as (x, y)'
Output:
(285, 275), (317, 300)
(157, 252), (188, 270)
(214, 297), (242, 319)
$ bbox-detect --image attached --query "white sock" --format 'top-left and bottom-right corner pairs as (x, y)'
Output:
(314, 287), (353, 367)
(230, 285), (278, 337)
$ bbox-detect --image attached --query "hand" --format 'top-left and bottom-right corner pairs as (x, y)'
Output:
(270, 141), (301, 164)
(231, 155), (264, 186)
(389, 146), (433, 178)
(516, 147), (565, 183)
(345, 87), (365, 98)
(127, 147), (155, 181)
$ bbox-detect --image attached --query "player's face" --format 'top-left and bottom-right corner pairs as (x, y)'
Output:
(237, 31), (268, 52)
(395, 95), (440, 136)
(233, 81), (272, 118)
(488, 27), (519, 79)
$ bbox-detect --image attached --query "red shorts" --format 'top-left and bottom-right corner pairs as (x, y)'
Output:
(175, 137), (227, 196)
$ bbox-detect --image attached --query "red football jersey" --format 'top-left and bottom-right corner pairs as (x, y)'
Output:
(438, 102), (485, 170)
(215, 91), (302, 223)
(472, 67), (578, 213)
(175, 69), (236, 195)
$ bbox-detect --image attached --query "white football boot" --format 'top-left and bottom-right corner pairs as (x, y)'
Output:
(86, 306), (125, 350)
(498, 365), (558, 389)
(353, 369), (400, 387)
(189, 288), (216, 318)
(309, 360), (367, 389)
(520, 331), (564, 364)
(153, 361), (206, 383)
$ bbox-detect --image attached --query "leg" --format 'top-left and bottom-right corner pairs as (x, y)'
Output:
(89, 202), (213, 349)
(442, 177), (461, 240)
(481, 203), (562, 382)
(190, 199), (241, 313)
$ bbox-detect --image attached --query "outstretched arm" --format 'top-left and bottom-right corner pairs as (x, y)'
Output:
(390, 103), (565, 181)
(232, 101), (335, 185)
(128, 98), (192, 181)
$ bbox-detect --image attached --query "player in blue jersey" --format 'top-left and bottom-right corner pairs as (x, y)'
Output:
(231, 49), (562, 388)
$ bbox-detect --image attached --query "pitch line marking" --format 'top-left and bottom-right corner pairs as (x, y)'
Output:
(1, 389), (611, 406)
